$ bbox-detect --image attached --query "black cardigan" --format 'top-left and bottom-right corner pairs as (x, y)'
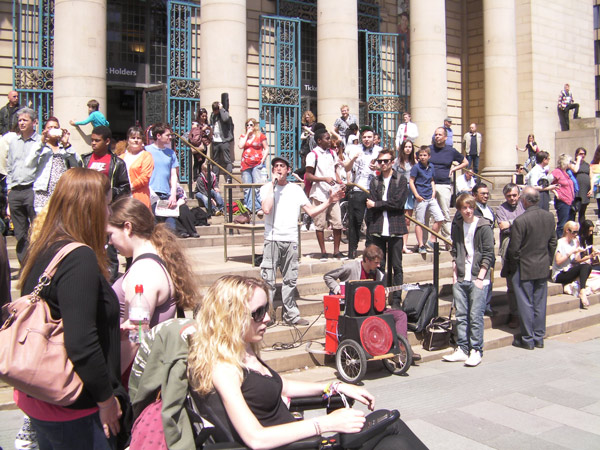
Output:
(21, 242), (122, 409)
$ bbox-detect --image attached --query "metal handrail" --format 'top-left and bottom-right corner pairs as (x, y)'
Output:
(461, 167), (493, 186)
(172, 131), (242, 184)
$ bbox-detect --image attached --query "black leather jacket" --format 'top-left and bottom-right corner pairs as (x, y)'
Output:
(81, 150), (131, 201)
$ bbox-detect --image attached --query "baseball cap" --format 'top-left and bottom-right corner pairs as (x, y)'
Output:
(444, 116), (453, 123)
(271, 156), (290, 167)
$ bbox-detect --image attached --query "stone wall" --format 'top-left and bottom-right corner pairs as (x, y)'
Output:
(0, 1), (13, 96)
(446, 0), (463, 148)
(516, 0), (595, 161)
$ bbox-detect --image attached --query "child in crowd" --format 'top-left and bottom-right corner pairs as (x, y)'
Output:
(69, 99), (110, 128)
(409, 146), (444, 254)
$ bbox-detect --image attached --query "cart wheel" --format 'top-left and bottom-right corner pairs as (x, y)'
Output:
(382, 334), (412, 376)
(336, 339), (367, 384)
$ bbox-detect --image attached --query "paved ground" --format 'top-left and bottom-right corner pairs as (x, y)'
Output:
(0, 326), (598, 449)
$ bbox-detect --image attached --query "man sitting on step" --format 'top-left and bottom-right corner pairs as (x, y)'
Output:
(323, 244), (421, 361)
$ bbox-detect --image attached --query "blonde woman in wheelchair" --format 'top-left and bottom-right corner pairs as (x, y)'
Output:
(187, 275), (427, 450)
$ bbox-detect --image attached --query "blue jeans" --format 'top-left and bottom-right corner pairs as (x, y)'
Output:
(554, 198), (572, 238)
(466, 154), (479, 174)
(195, 190), (224, 212)
(29, 413), (115, 450)
(241, 165), (263, 211)
(453, 280), (487, 353)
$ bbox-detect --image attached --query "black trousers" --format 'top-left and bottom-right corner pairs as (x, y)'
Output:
(347, 190), (367, 256)
(211, 141), (233, 181)
(7, 187), (35, 264)
(555, 264), (592, 289)
(558, 103), (579, 131)
(371, 235), (404, 307)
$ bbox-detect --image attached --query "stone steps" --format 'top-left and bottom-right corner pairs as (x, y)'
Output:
(260, 295), (600, 374)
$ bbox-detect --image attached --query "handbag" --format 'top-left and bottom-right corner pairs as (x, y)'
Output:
(0, 242), (85, 406)
(129, 394), (168, 450)
(422, 306), (453, 352)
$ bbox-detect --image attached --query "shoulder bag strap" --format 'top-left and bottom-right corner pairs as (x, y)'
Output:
(42, 242), (88, 280)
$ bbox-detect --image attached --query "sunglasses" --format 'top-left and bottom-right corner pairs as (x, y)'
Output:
(376, 159), (392, 164)
(566, 229), (579, 234)
(251, 304), (268, 323)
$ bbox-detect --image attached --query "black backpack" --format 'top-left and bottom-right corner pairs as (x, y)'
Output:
(401, 283), (438, 333)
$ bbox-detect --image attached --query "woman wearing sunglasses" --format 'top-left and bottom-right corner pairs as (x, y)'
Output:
(551, 220), (595, 309)
(188, 275), (427, 450)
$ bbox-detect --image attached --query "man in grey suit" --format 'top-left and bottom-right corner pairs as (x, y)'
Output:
(505, 187), (557, 350)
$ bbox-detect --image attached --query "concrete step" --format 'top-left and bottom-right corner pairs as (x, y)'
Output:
(261, 293), (600, 374)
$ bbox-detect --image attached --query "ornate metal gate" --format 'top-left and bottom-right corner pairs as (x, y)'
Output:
(12, 0), (54, 128)
(167, 0), (200, 183)
(365, 31), (408, 150)
(259, 16), (302, 173)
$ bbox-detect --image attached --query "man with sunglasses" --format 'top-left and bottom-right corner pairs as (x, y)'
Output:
(260, 156), (344, 326)
(366, 149), (408, 308)
(496, 183), (525, 328)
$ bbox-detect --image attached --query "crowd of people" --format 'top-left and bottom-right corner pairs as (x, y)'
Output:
(0, 86), (598, 449)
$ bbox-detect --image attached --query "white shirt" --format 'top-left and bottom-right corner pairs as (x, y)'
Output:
(305, 146), (338, 202)
(260, 182), (309, 242)
(395, 122), (419, 149)
(381, 175), (392, 236)
(476, 202), (495, 223)
(351, 145), (382, 190)
(525, 164), (548, 187)
(463, 218), (479, 281)
(455, 174), (476, 194)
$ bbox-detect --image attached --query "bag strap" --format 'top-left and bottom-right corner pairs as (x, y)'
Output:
(41, 242), (88, 281)
(29, 242), (88, 299)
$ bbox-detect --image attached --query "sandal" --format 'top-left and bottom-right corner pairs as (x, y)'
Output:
(403, 247), (413, 254)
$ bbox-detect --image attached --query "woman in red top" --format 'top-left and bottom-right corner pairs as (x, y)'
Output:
(551, 153), (576, 238)
(238, 118), (268, 213)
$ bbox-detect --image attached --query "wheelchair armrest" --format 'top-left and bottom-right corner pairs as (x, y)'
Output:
(288, 394), (355, 414)
(203, 436), (321, 450)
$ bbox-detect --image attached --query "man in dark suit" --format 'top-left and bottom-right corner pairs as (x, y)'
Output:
(505, 187), (557, 350)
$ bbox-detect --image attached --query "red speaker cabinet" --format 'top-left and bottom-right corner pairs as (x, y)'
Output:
(344, 280), (387, 317)
(323, 294), (343, 353)
(338, 314), (399, 359)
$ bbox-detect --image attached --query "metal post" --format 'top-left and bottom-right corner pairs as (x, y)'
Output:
(206, 159), (212, 216)
(227, 185), (233, 235)
(432, 241), (440, 316)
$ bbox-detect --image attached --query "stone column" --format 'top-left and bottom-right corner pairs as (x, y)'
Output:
(54, 0), (106, 153)
(317, 1), (359, 131)
(481, 0), (518, 183)
(200, 0), (247, 164)
(410, 0), (447, 146)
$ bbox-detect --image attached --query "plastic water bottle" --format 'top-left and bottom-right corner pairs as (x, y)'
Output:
(260, 165), (268, 183)
(129, 284), (150, 343)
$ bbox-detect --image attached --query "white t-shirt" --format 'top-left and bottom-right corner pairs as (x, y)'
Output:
(381, 175), (392, 237)
(305, 146), (338, 202)
(463, 218), (479, 282)
(260, 182), (309, 242)
(551, 238), (577, 280)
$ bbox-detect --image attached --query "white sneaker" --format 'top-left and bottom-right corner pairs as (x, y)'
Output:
(443, 347), (468, 362)
(563, 283), (573, 295)
(465, 349), (482, 367)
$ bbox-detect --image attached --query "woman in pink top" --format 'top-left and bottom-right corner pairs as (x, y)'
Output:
(551, 153), (575, 238)
(107, 197), (199, 381)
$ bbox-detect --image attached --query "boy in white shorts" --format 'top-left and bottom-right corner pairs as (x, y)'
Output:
(409, 146), (444, 254)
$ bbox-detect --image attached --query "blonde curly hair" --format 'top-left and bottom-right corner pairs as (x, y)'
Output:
(188, 275), (269, 396)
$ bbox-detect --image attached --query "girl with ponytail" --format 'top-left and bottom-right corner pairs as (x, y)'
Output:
(107, 196), (199, 376)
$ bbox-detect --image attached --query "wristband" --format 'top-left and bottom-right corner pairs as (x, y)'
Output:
(477, 277), (484, 281)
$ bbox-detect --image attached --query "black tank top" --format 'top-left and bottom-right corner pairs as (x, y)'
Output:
(241, 360), (295, 428)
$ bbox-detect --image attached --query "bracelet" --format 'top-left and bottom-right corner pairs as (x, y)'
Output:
(313, 419), (322, 436)
(477, 278), (484, 281)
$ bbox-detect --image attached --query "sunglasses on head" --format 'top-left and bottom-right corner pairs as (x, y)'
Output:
(251, 304), (268, 323)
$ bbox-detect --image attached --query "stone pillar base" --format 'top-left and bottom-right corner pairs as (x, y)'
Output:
(479, 167), (514, 189)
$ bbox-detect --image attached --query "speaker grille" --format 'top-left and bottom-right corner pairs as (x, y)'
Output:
(360, 316), (393, 356)
(354, 286), (371, 315)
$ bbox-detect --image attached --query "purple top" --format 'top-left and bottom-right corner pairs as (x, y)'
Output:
(112, 254), (177, 327)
